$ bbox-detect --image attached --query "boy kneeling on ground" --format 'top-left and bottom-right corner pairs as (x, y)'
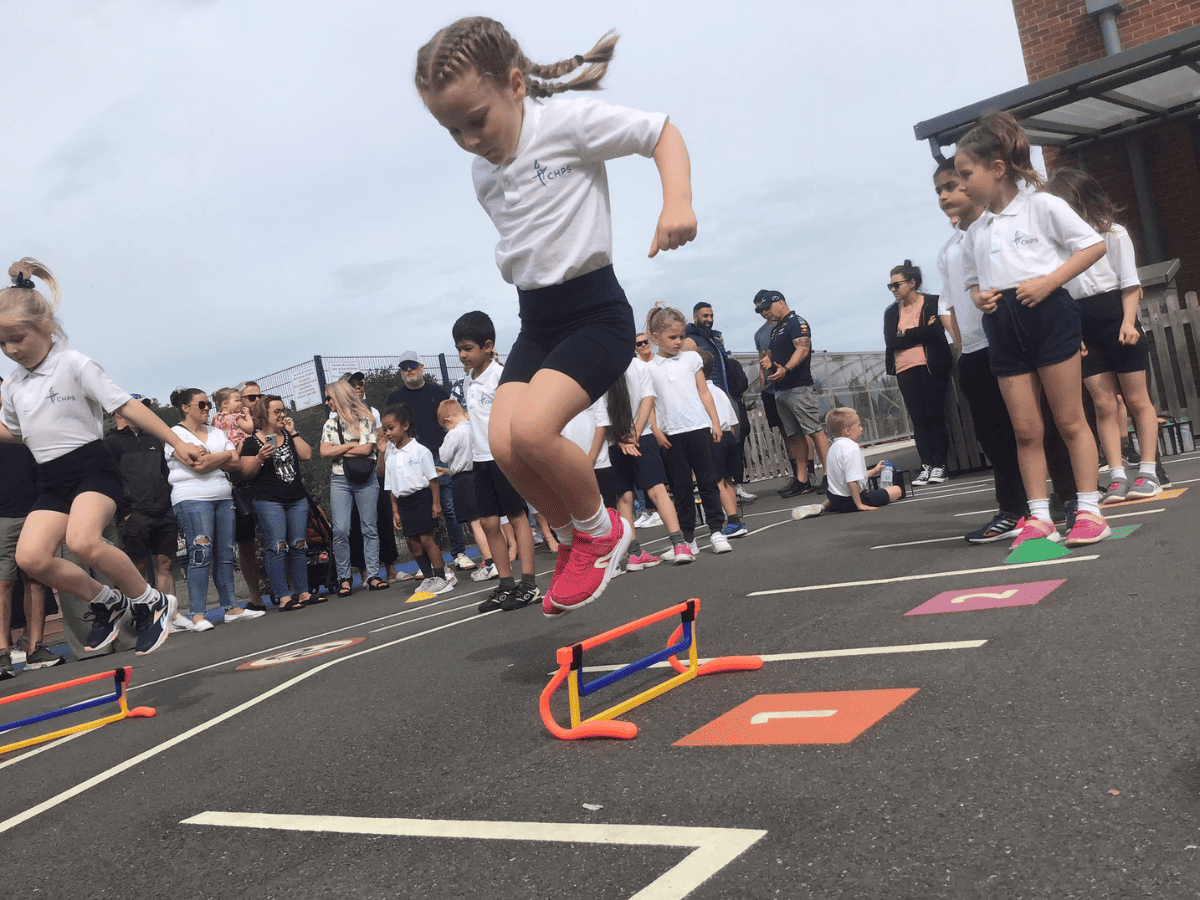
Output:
(793, 407), (902, 519)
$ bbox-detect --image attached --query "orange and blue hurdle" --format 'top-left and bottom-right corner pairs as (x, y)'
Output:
(0, 667), (156, 755)
(540, 598), (761, 740)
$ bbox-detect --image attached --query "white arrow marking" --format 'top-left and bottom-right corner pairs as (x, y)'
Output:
(183, 811), (766, 900)
(750, 710), (837, 725)
(950, 589), (1019, 604)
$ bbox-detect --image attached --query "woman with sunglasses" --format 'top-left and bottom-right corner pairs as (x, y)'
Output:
(167, 389), (264, 629)
(883, 260), (953, 485)
(239, 395), (317, 611)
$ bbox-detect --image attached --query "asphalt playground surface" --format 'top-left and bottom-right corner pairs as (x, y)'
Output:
(3, 451), (1199, 899)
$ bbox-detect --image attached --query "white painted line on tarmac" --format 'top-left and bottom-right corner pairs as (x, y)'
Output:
(573, 639), (988, 673)
(748, 556), (1098, 596)
(953, 508), (1000, 518)
(0, 610), (497, 834)
(871, 509), (1163, 549)
(183, 811), (767, 900)
(903, 487), (997, 503)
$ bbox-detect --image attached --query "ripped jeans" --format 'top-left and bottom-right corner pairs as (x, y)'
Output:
(173, 498), (237, 617)
(254, 497), (309, 598)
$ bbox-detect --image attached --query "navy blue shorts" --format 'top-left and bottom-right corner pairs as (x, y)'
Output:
(634, 433), (669, 491)
(609, 445), (638, 497)
(828, 488), (890, 513)
(502, 265), (636, 402)
(472, 460), (525, 520)
(450, 471), (478, 523)
(711, 431), (737, 482)
(1080, 289), (1148, 378)
(396, 488), (434, 538)
(595, 466), (618, 510)
(983, 287), (1081, 377)
(32, 441), (124, 515)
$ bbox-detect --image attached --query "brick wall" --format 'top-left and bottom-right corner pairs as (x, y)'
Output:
(1013, 0), (1200, 81)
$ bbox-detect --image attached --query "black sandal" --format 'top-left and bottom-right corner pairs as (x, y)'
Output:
(300, 591), (327, 605)
(279, 596), (305, 612)
(336, 579), (353, 598)
(367, 577), (390, 591)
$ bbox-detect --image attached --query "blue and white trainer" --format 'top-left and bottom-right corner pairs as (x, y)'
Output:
(84, 591), (131, 652)
(721, 522), (749, 539)
(132, 590), (176, 656)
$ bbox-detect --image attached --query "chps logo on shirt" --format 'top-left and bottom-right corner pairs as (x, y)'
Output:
(532, 159), (572, 187)
(1011, 230), (1040, 249)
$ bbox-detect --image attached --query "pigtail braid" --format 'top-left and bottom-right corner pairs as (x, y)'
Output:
(525, 31), (618, 98)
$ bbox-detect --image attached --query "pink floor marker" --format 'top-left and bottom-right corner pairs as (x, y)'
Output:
(905, 579), (1066, 615)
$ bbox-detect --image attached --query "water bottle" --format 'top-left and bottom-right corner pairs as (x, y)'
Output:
(880, 460), (894, 488)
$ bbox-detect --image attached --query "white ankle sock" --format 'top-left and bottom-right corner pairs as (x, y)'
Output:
(1028, 499), (1050, 521)
(573, 505), (611, 539)
(1076, 491), (1101, 516)
(130, 585), (156, 605)
(552, 522), (574, 546)
(1109, 465), (1127, 483)
(92, 585), (116, 606)
(1138, 461), (1157, 477)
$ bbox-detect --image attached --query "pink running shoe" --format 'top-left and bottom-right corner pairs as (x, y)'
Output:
(626, 550), (661, 571)
(548, 509), (631, 613)
(542, 543), (574, 619)
(1009, 517), (1061, 549)
(1065, 510), (1111, 546)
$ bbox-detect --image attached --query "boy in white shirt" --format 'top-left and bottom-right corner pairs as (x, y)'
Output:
(792, 408), (901, 519)
(699, 351), (748, 539)
(437, 399), (501, 582)
(452, 311), (540, 614)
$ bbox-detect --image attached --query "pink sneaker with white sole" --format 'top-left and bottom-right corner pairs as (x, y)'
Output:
(542, 543), (574, 619)
(547, 509), (630, 614)
(1065, 510), (1111, 546)
(1009, 517), (1061, 549)
(626, 550), (661, 571)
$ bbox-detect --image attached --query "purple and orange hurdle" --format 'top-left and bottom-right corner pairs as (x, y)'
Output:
(0, 667), (156, 755)
(539, 598), (762, 740)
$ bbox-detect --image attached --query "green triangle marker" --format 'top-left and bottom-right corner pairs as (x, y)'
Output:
(1108, 524), (1141, 540)
(1004, 537), (1072, 564)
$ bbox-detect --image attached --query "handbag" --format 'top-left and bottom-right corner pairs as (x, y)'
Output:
(337, 419), (376, 484)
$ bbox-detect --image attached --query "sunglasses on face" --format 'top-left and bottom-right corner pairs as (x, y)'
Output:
(194, 400), (211, 410)
(635, 339), (650, 347)
(400, 362), (421, 371)
(886, 280), (910, 292)
(242, 394), (261, 402)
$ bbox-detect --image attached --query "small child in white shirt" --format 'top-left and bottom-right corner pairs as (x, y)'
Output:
(699, 351), (748, 538)
(793, 408), (902, 519)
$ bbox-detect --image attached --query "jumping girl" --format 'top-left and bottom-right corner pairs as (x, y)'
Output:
(645, 304), (730, 556)
(955, 112), (1111, 547)
(0, 258), (205, 655)
(415, 16), (696, 616)
(1042, 168), (1163, 502)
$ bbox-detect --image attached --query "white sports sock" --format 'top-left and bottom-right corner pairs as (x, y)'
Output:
(92, 585), (116, 606)
(573, 505), (612, 539)
(130, 584), (156, 606)
(1138, 461), (1157, 477)
(1076, 491), (1101, 516)
(1108, 466), (1127, 483)
(552, 522), (574, 546)
(1028, 499), (1050, 521)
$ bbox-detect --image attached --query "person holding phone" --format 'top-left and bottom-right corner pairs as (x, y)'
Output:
(239, 395), (318, 611)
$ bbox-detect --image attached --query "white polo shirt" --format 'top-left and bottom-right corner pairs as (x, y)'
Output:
(383, 439), (438, 498)
(1, 342), (132, 464)
(624, 357), (654, 437)
(825, 436), (868, 499)
(462, 360), (502, 463)
(473, 96), (668, 289)
(440, 420), (473, 475)
(646, 351), (712, 436)
(937, 227), (989, 355)
(962, 191), (1102, 292)
(707, 381), (737, 433)
(1064, 224), (1140, 299)
(562, 397), (611, 469)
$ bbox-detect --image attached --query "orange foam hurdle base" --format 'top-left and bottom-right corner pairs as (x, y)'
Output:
(540, 599), (762, 741)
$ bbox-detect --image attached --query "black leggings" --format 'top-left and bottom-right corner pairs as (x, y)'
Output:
(667, 429), (725, 539)
(896, 366), (950, 469)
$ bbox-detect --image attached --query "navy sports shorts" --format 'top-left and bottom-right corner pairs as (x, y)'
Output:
(983, 287), (1081, 377)
(501, 265), (636, 402)
(472, 460), (526, 520)
(449, 471), (479, 523)
(396, 488), (435, 538)
(32, 440), (124, 515)
(828, 488), (890, 513)
(1079, 289), (1148, 378)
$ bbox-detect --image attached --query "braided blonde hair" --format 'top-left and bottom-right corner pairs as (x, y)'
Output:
(415, 17), (617, 99)
(0, 258), (66, 342)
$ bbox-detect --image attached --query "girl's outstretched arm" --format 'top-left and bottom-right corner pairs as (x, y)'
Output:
(115, 398), (205, 466)
(648, 123), (697, 257)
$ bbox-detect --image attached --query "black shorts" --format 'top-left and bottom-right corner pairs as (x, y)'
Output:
(595, 466), (618, 509)
(396, 488), (435, 538)
(983, 287), (1081, 377)
(473, 460), (525, 520)
(609, 445), (638, 496)
(828, 488), (891, 513)
(1080, 289), (1149, 378)
(120, 510), (179, 561)
(634, 433), (669, 491)
(501, 265), (636, 402)
(32, 441), (124, 515)
(450, 471), (479, 523)
(711, 431), (737, 482)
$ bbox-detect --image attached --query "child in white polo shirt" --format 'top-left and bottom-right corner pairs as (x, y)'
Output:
(416, 17), (695, 618)
(792, 408), (902, 519)
(956, 111), (1110, 549)
(0, 258), (205, 656)
(379, 403), (454, 598)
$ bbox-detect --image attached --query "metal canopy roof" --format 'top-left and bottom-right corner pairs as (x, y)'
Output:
(913, 22), (1200, 156)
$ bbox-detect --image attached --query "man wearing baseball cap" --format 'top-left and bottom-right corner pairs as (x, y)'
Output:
(754, 289), (829, 497)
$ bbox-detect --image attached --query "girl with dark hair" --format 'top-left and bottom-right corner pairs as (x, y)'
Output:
(167, 388), (262, 629)
(883, 259), (953, 485)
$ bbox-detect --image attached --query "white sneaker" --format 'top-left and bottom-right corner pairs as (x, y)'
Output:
(633, 514), (650, 528)
(709, 532), (733, 554)
(444, 568), (458, 587)
(192, 618), (215, 633)
(913, 465), (933, 486)
(453, 553), (477, 570)
(417, 576), (453, 595)
(225, 608), (265, 624)
(470, 563), (498, 582)
(791, 504), (824, 520)
(640, 512), (663, 528)
(167, 613), (194, 634)
(928, 466), (948, 484)
(735, 485), (757, 503)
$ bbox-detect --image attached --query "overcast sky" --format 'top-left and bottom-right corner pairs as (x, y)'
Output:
(3, 0), (1035, 404)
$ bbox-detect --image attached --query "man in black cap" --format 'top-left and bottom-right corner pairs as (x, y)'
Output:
(754, 289), (829, 497)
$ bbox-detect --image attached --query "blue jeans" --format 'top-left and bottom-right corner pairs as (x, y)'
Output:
(330, 473), (379, 581)
(254, 497), (309, 598)
(174, 498), (237, 617)
(435, 455), (465, 555)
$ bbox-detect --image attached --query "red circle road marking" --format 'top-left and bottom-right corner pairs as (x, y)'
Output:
(237, 638), (366, 670)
